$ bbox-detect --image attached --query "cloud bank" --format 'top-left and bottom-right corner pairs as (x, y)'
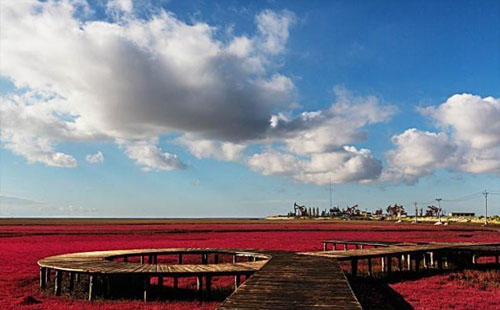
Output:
(1, 1), (498, 186)
(384, 94), (500, 183)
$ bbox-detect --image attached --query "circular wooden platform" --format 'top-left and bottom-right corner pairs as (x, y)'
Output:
(38, 248), (271, 301)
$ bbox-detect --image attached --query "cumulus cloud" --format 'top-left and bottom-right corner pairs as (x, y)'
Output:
(422, 94), (500, 148)
(86, 151), (104, 164)
(382, 129), (457, 184)
(268, 86), (395, 155)
(248, 146), (382, 185)
(178, 136), (246, 161)
(0, 0), (295, 168)
(3, 1), (427, 187)
(385, 94), (500, 183)
(121, 140), (186, 171)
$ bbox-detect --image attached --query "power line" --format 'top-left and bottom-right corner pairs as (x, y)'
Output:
(441, 191), (482, 202)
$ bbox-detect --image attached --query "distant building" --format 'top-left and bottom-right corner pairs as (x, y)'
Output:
(449, 212), (475, 217)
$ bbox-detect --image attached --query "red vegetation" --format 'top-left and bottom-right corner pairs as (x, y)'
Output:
(1, 221), (500, 310)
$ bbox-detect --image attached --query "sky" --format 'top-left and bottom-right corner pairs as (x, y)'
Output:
(1, 0), (500, 217)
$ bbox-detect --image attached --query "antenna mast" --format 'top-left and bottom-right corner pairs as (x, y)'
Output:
(329, 176), (332, 209)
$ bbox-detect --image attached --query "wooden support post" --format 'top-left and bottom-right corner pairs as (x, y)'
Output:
(381, 257), (386, 272)
(351, 258), (358, 277)
(45, 268), (51, 283)
(158, 276), (163, 287)
(214, 254), (219, 264)
(75, 273), (79, 282)
(202, 253), (208, 264)
(173, 276), (178, 289)
(140, 256), (144, 264)
(387, 256), (392, 275)
(104, 276), (111, 298)
(178, 254), (183, 264)
(367, 258), (372, 276)
(430, 252), (435, 268)
(423, 253), (428, 269)
(205, 276), (211, 295)
(323, 242), (327, 251)
(54, 270), (62, 296)
(232, 254), (237, 263)
(472, 254), (477, 265)
(88, 275), (95, 301)
(332, 243), (336, 251)
(40, 267), (47, 289)
(407, 254), (412, 271)
(360, 244), (364, 250)
(69, 272), (75, 291)
(234, 275), (241, 290)
(197, 276), (203, 293)
(143, 277), (149, 302)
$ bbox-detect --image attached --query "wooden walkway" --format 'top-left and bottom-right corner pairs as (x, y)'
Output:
(38, 242), (500, 309)
(218, 252), (362, 310)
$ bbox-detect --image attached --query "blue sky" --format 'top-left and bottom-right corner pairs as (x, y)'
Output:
(1, 0), (499, 217)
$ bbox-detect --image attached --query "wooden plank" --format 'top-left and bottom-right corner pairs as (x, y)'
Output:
(218, 252), (362, 310)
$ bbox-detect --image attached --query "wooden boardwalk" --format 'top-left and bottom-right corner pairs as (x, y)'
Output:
(218, 252), (362, 310)
(38, 242), (500, 309)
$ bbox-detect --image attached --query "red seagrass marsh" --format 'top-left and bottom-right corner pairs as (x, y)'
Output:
(1, 219), (500, 310)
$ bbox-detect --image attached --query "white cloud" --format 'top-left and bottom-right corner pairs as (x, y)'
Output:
(385, 94), (500, 183)
(255, 9), (296, 55)
(107, 0), (133, 14)
(0, 1), (296, 170)
(248, 146), (382, 185)
(422, 94), (500, 148)
(121, 139), (186, 171)
(178, 136), (246, 161)
(269, 86), (395, 155)
(85, 151), (104, 164)
(382, 129), (457, 184)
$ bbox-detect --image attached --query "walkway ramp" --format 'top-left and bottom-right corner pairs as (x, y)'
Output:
(218, 252), (362, 310)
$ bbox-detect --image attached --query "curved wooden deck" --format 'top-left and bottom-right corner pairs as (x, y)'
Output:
(38, 248), (270, 301)
(38, 248), (269, 275)
(37, 242), (500, 309)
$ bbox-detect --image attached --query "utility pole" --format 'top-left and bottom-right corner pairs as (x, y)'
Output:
(414, 202), (418, 224)
(436, 198), (443, 224)
(483, 190), (489, 226)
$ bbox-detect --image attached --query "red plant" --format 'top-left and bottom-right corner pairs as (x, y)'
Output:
(1, 221), (499, 310)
